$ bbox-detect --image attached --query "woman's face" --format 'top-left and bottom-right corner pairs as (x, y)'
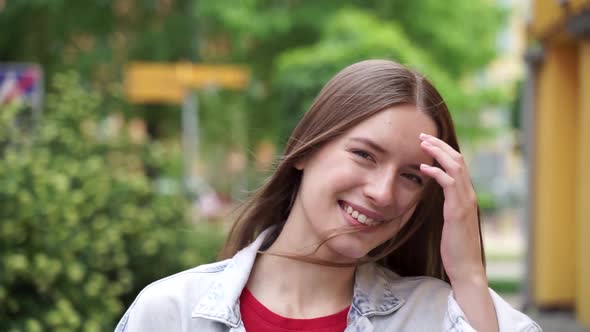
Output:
(291, 104), (437, 260)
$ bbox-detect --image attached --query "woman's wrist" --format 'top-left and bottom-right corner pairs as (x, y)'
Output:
(449, 266), (488, 289)
(449, 269), (499, 332)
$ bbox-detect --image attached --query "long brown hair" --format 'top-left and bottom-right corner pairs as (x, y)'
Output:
(219, 60), (485, 283)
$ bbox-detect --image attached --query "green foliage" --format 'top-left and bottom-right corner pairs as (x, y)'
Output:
(477, 191), (499, 214)
(1, 0), (510, 160)
(358, 0), (505, 79)
(197, 0), (509, 146)
(488, 279), (522, 294)
(0, 73), (225, 331)
(0, 0), (197, 76)
(0, 0), (198, 126)
(273, 8), (506, 141)
(273, 9), (451, 137)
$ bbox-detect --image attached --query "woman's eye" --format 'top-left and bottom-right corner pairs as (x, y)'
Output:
(351, 150), (374, 161)
(402, 173), (423, 186)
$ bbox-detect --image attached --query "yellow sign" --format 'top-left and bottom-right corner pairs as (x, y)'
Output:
(125, 62), (250, 104)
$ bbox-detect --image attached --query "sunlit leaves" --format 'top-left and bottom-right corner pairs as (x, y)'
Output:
(0, 73), (225, 331)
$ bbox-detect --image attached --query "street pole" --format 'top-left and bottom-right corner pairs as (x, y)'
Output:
(522, 45), (544, 311)
(182, 90), (200, 197)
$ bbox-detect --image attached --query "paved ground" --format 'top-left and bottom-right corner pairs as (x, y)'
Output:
(483, 221), (588, 331)
(498, 293), (588, 331)
(529, 311), (589, 332)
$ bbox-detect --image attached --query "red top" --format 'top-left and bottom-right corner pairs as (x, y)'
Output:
(239, 288), (349, 332)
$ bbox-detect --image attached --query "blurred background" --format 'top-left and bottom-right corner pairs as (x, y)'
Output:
(1, 0), (588, 331)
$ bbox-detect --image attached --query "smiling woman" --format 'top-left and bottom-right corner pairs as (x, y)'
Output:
(288, 105), (436, 261)
(115, 60), (541, 332)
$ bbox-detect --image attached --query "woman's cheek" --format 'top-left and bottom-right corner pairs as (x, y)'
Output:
(396, 186), (420, 212)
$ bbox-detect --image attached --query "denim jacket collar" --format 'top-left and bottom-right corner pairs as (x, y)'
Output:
(191, 228), (405, 329)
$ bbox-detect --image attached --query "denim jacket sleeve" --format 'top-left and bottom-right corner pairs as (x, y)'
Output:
(443, 288), (542, 331)
(114, 284), (184, 332)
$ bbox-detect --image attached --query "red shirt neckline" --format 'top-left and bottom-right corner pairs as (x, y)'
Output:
(240, 287), (350, 330)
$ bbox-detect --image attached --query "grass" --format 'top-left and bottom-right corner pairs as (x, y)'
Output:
(485, 251), (523, 262)
(489, 279), (522, 294)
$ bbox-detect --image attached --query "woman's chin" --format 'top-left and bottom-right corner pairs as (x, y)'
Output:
(325, 237), (370, 261)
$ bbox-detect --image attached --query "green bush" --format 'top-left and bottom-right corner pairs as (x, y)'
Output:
(0, 73), (225, 331)
(477, 191), (499, 215)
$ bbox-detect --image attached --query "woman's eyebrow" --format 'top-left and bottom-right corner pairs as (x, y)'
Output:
(348, 137), (387, 154)
(348, 137), (426, 170)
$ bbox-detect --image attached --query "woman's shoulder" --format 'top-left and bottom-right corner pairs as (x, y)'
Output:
(353, 264), (451, 328)
(374, 264), (450, 286)
(134, 259), (230, 302)
(115, 259), (232, 331)
(372, 264), (452, 302)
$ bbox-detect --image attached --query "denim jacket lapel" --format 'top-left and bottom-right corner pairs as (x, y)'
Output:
(345, 263), (405, 331)
(190, 228), (406, 331)
(190, 229), (271, 328)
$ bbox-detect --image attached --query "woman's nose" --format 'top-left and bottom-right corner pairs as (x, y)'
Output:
(363, 171), (395, 207)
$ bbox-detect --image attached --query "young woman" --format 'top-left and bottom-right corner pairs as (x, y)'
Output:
(115, 60), (541, 332)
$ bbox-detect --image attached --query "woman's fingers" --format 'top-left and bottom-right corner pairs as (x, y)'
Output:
(419, 133), (473, 193)
(419, 163), (455, 187)
(418, 134), (477, 209)
(420, 140), (461, 176)
(419, 133), (463, 162)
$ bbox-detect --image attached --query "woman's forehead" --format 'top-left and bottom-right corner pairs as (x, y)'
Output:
(344, 107), (436, 161)
(348, 106), (436, 139)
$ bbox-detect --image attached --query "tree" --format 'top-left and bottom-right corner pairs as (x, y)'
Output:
(0, 0), (198, 137)
(197, 0), (507, 144)
(0, 73), (224, 331)
(1, 0), (507, 146)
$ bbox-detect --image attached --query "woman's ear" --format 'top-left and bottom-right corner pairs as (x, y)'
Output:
(294, 151), (313, 170)
(294, 159), (306, 170)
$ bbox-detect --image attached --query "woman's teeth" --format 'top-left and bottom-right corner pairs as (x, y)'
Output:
(344, 204), (381, 226)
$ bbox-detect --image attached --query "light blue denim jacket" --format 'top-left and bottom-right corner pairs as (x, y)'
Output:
(115, 229), (541, 331)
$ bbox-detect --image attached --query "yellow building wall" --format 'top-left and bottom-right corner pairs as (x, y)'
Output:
(577, 41), (590, 326)
(531, 0), (587, 37)
(531, 0), (590, 327)
(534, 43), (578, 305)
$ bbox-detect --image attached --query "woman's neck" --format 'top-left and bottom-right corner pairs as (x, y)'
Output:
(247, 253), (355, 318)
(246, 220), (356, 318)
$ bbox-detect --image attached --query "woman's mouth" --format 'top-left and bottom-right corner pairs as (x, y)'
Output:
(338, 201), (384, 227)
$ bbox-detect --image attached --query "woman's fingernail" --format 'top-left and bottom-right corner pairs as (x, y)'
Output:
(419, 133), (429, 140)
(421, 140), (433, 147)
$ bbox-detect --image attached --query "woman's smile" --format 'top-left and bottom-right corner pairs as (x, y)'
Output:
(338, 200), (385, 232)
